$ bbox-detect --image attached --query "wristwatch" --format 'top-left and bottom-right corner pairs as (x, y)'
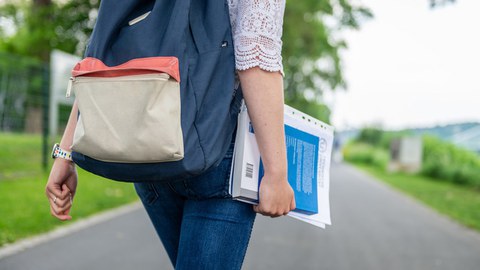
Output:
(51, 143), (73, 161)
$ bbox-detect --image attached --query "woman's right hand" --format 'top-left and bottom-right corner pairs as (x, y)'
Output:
(45, 159), (78, 221)
(253, 172), (296, 217)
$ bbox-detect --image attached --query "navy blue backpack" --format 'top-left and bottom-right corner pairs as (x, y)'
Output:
(71, 0), (242, 182)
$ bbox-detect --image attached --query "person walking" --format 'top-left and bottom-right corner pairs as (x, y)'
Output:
(45, 0), (294, 269)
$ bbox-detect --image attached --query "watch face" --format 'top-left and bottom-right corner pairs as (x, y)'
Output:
(51, 144), (60, 159)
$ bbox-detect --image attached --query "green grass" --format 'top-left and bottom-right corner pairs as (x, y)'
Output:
(352, 163), (480, 232)
(0, 133), (138, 247)
(0, 133), (43, 179)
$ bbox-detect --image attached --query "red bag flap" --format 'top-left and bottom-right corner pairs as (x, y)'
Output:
(71, 57), (180, 82)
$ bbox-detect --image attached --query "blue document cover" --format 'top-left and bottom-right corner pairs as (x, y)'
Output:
(285, 125), (319, 214)
(255, 124), (319, 214)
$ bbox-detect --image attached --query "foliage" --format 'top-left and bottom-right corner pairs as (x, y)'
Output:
(347, 126), (480, 188)
(354, 127), (410, 149)
(355, 127), (384, 146)
(0, 0), (456, 121)
(430, 0), (456, 8)
(378, 130), (413, 149)
(421, 135), (480, 187)
(285, 95), (331, 123)
(0, 0), (372, 122)
(0, 0), (99, 126)
(0, 0), (100, 61)
(342, 141), (389, 170)
(282, 0), (372, 103)
(0, 52), (45, 115)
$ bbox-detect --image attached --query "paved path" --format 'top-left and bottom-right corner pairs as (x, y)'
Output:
(1, 163), (480, 270)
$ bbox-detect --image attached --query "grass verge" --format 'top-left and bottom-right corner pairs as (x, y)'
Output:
(0, 133), (138, 247)
(352, 163), (480, 232)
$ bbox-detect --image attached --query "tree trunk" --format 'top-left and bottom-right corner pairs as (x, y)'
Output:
(32, 0), (53, 62)
(33, 0), (52, 6)
(22, 0), (53, 133)
(25, 106), (43, 134)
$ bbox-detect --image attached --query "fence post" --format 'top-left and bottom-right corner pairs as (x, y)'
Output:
(42, 64), (50, 170)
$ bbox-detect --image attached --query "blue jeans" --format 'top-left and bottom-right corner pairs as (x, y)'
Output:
(134, 144), (256, 269)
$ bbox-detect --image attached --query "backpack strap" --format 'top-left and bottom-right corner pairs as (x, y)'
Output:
(85, 0), (191, 65)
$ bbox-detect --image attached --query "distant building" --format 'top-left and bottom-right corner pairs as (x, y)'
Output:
(389, 137), (423, 173)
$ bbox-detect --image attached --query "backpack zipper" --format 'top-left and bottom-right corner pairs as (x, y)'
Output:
(66, 73), (171, 98)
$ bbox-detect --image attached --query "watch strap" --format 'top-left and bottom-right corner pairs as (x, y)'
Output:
(52, 144), (73, 161)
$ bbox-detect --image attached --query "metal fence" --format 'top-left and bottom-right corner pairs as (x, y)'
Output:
(0, 52), (51, 169)
(0, 52), (49, 134)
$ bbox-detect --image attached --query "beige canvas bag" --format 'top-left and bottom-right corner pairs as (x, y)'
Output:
(67, 57), (184, 163)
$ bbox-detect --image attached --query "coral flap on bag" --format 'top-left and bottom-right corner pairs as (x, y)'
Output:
(72, 57), (181, 82)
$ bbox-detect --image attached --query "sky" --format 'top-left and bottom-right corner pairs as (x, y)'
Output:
(329, 0), (479, 130)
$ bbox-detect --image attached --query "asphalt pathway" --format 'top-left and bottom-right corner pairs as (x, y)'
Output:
(1, 163), (480, 270)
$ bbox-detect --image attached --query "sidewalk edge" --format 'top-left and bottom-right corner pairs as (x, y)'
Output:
(0, 201), (142, 260)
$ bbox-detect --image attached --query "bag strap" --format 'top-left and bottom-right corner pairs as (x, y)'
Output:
(85, 0), (191, 64)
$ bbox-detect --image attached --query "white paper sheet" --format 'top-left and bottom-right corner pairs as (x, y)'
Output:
(229, 103), (334, 228)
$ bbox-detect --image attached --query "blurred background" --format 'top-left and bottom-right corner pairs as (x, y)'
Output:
(1, 0), (479, 269)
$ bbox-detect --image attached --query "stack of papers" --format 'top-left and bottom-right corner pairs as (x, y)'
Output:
(229, 102), (334, 228)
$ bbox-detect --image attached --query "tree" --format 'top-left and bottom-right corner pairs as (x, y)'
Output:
(282, 0), (372, 122)
(0, 0), (372, 124)
(430, 0), (456, 8)
(0, 0), (99, 61)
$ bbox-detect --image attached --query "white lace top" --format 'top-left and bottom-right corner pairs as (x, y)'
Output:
(227, 0), (285, 74)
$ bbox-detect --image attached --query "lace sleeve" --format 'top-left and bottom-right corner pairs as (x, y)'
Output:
(228, 0), (286, 75)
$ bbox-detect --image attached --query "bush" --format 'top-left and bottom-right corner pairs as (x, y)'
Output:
(421, 136), (480, 188)
(346, 129), (480, 188)
(356, 128), (384, 146)
(356, 127), (411, 150)
(343, 142), (389, 170)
